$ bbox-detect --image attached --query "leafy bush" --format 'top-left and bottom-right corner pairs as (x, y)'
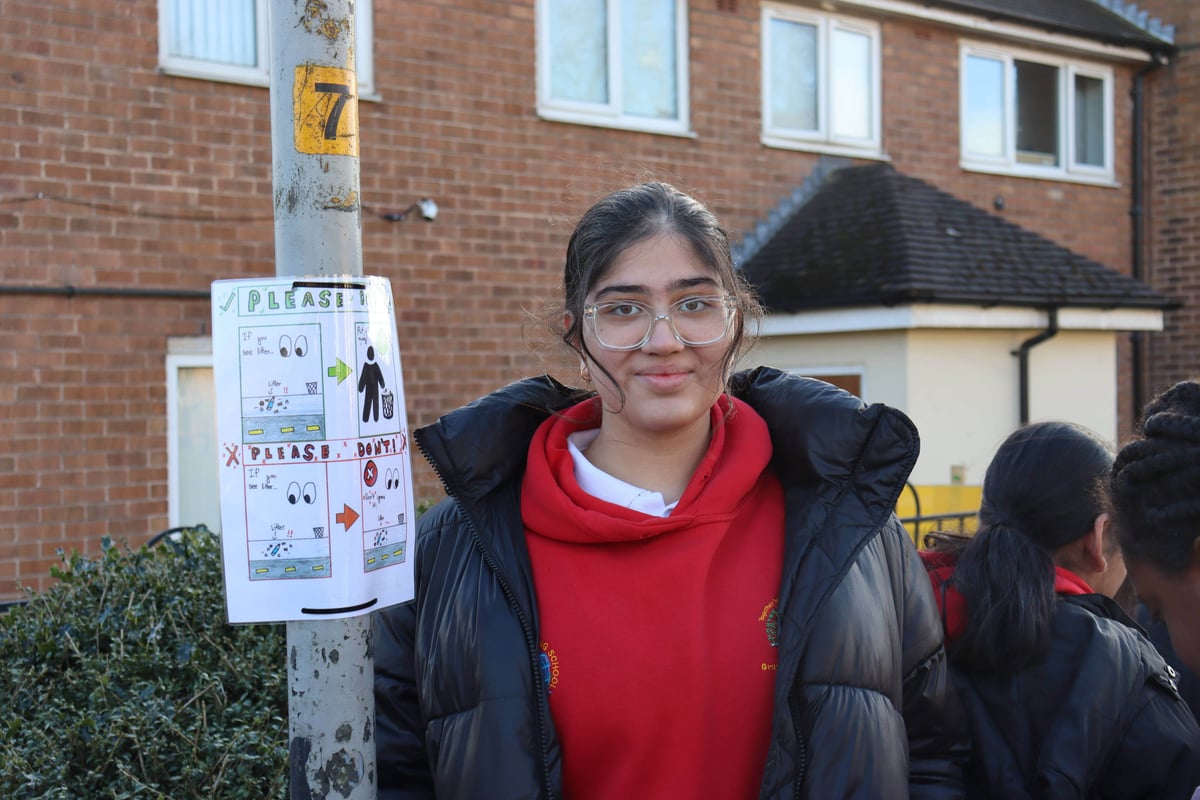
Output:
(0, 529), (288, 799)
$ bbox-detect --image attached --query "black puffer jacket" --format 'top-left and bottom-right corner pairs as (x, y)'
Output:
(374, 367), (969, 799)
(953, 593), (1200, 798)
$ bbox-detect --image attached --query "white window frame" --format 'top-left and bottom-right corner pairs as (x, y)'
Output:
(158, 0), (375, 97)
(535, 0), (691, 137)
(761, 4), (882, 157)
(166, 345), (220, 532)
(959, 42), (1114, 184)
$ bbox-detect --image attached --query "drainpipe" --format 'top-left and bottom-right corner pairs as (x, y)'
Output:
(1130, 56), (1165, 423)
(1012, 308), (1058, 425)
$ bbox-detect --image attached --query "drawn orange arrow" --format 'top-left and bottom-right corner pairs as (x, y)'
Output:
(336, 504), (360, 531)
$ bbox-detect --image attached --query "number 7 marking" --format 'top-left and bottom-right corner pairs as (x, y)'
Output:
(314, 82), (351, 140)
(293, 65), (359, 157)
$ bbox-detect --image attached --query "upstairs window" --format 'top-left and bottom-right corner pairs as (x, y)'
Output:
(537, 0), (690, 136)
(960, 44), (1112, 181)
(761, 5), (881, 156)
(159, 0), (375, 95)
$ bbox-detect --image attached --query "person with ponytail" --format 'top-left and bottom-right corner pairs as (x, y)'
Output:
(922, 421), (1200, 798)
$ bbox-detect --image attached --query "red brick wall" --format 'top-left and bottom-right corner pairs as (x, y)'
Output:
(0, 0), (1147, 598)
(1138, 0), (1200, 406)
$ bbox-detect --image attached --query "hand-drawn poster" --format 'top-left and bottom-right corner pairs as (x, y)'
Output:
(211, 276), (415, 623)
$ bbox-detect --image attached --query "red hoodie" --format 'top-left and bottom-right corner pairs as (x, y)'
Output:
(522, 395), (785, 800)
(920, 549), (1094, 644)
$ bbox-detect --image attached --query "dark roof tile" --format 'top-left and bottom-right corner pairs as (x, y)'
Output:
(739, 163), (1174, 313)
(923, 0), (1173, 50)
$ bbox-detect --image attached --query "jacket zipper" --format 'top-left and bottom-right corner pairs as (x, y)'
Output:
(417, 438), (557, 800)
(793, 721), (806, 799)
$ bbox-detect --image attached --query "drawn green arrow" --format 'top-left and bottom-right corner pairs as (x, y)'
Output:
(327, 358), (352, 384)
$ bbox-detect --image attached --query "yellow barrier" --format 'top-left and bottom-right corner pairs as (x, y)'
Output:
(896, 484), (982, 546)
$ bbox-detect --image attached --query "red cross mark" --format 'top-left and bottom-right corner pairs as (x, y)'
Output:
(363, 459), (378, 487)
(224, 443), (240, 467)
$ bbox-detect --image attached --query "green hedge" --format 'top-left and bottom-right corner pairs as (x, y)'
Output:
(0, 529), (288, 799)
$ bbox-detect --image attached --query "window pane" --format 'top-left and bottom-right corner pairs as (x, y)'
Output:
(620, 0), (677, 119)
(963, 55), (1004, 158)
(550, 0), (608, 104)
(169, 0), (258, 67)
(830, 28), (871, 140)
(1074, 74), (1105, 167)
(1015, 59), (1059, 166)
(770, 18), (819, 131)
(177, 367), (221, 532)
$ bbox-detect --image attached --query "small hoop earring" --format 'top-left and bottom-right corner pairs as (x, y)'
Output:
(579, 363), (591, 384)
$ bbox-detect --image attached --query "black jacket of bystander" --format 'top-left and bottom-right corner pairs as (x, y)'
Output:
(953, 592), (1200, 798)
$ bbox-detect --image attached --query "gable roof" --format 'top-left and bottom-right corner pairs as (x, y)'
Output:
(738, 163), (1174, 314)
(922, 0), (1175, 51)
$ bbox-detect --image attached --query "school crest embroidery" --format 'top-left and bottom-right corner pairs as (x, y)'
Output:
(759, 598), (780, 648)
(539, 641), (561, 693)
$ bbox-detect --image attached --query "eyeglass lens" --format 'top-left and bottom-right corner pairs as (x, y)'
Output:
(590, 297), (732, 349)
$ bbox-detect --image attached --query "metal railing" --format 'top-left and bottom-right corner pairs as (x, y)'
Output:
(898, 481), (977, 546)
(900, 509), (978, 549)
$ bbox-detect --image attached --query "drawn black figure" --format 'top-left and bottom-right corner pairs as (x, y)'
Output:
(359, 345), (386, 423)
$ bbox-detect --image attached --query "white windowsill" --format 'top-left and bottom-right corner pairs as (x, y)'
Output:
(762, 134), (889, 160)
(537, 107), (696, 139)
(960, 160), (1119, 188)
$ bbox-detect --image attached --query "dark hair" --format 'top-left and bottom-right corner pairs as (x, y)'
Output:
(560, 182), (760, 404)
(1111, 380), (1200, 575)
(951, 421), (1113, 674)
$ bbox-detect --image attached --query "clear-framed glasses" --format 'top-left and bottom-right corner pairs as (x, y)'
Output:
(583, 295), (739, 351)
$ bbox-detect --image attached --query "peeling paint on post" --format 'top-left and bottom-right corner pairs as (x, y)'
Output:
(268, 0), (374, 797)
(287, 619), (374, 799)
(270, 0), (363, 277)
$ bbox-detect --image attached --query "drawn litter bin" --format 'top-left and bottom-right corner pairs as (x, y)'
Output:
(382, 389), (395, 420)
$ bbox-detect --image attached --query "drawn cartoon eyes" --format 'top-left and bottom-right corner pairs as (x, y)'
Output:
(385, 469), (401, 490)
(278, 334), (309, 357)
(287, 482), (318, 505)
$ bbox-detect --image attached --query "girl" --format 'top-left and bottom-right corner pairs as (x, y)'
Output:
(923, 421), (1200, 797)
(375, 182), (967, 798)
(1111, 380), (1200, 676)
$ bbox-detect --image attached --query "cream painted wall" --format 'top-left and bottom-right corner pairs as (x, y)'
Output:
(1022, 330), (1117, 442)
(905, 329), (1015, 488)
(746, 327), (1119, 489)
(905, 329), (1117, 486)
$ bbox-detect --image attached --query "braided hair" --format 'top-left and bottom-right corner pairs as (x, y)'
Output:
(1111, 380), (1200, 574)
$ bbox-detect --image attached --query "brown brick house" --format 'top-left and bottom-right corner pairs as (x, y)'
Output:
(1132, 0), (1200, 400)
(0, 0), (1182, 599)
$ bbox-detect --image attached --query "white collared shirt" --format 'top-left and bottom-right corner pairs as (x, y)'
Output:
(567, 429), (677, 517)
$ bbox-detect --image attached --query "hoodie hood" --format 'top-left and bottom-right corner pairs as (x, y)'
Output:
(521, 394), (773, 544)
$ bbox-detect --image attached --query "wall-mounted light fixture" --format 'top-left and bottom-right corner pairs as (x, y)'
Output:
(367, 197), (439, 223)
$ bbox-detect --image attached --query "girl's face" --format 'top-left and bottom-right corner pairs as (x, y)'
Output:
(581, 232), (734, 442)
(1129, 546), (1200, 674)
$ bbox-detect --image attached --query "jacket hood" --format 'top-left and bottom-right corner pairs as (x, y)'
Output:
(416, 367), (920, 518)
(729, 366), (919, 515)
